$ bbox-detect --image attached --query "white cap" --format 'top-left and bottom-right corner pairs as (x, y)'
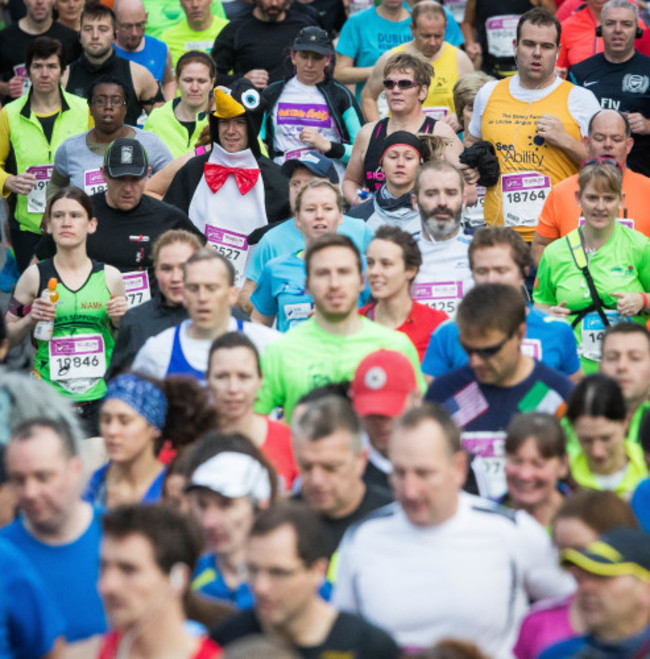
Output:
(188, 452), (272, 503)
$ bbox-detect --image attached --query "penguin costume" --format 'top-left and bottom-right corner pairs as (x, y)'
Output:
(164, 79), (290, 284)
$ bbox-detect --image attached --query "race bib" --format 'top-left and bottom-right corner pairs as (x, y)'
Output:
(284, 302), (313, 328)
(49, 334), (106, 393)
(463, 185), (486, 229)
(412, 281), (463, 317)
(463, 432), (507, 499)
(205, 225), (249, 285)
(84, 168), (107, 196)
(578, 216), (634, 230)
(501, 172), (551, 228)
(13, 63), (31, 96)
(521, 337), (542, 361)
(26, 164), (53, 214)
(423, 106), (450, 121)
(581, 311), (628, 362)
(184, 41), (213, 51)
(485, 15), (519, 59)
(122, 271), (151, 308)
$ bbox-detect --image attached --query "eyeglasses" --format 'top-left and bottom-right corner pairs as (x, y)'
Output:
(580, 157), (623, 171)
(91, 97), (126, 107)
(460, 332), (514, 359)
(382, 78), (418, 90)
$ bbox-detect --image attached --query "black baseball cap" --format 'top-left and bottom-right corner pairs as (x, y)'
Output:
(104, 138), (149, 178)
(293, 26), (333, 56)
(281, 151), (339, 184)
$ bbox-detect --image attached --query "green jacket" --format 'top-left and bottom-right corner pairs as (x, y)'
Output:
(143, 98), (208, 159)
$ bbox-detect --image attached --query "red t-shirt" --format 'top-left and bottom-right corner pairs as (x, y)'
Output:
(261, 418), (298, 491)
(98, 632), (222, 658)
(359, 301), (447, 362)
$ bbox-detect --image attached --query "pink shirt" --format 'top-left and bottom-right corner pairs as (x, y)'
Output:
(514, 595), (576, 659)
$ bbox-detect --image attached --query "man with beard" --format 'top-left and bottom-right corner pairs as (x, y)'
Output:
(211, 0), (317, 89)
(411, 159), (473, 318)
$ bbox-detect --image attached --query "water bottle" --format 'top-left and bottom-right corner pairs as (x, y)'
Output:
(33, 277), (59, 341)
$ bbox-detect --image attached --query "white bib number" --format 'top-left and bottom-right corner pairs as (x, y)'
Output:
(521, 338), (542, 361)
(84, 168), (107, 196)
(26, 164), (53, 214)
(485, 15), (520, 59)
(412, 281), (463, 317)
(13, 63), (31, 96)
(284, 302), (313, 328)
(49, 334), (106, 385)
(122, 271), (151, 308)
(205, 226), (249, 286)
(501, 172), (551, 228)
(463, 432), (507, 499)
(423, 106), (450, 121)
(463, 185), (486, 228)
(581, 311), (628, 362)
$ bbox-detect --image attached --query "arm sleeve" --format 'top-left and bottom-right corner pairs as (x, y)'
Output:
(421, 322), (464, 377)
(567, 86), (601, 137)
(335, 15), (360, 59)
(340, 99), (365, 163)
(330, 531), (361, 614)
(515, 510), (576, 601)
(245, 233), (274, 283)
(532, 251), (559, 307)
(467, 80), (499, 140)
(557, 321), (581, 376)
(1, 540), (66, 659)
(131, 336), (170, 379)
(637, 239), (650, 292)
(139, 133), (173, 173)
(254, 343), (285, 415)
(250, 265), (279, 317)
(0, 108), (12, 196)
(536, 186), (563, 240)
(212, 22), (240, 82)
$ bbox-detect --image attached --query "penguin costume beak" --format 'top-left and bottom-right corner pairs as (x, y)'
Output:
(213, 86), (246, 119)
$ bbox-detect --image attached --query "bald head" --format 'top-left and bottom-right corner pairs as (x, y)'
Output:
(585, 110), (633, 166)
(114, 0), (147, 51)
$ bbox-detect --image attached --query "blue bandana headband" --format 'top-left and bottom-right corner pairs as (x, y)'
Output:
(104, 374), (167, 431)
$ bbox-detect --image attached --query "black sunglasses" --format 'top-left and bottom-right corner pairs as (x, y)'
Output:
(382, 78), (418, 90)
(460, 332), (514, 359)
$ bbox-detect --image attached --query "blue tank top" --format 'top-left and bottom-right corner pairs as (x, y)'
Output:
(114, 35), (168, 83)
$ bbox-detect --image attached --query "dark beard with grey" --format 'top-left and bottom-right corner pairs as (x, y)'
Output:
(420, 206), (462, 240)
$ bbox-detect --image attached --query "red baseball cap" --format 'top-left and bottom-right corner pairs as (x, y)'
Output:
(351, 350), (418, 418)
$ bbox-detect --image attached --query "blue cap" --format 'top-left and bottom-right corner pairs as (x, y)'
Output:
(281, 151), (339, 184)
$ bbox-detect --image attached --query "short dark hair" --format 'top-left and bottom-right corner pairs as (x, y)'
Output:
(457, 283), (526, 337)
(468, 227), (530, 280)
(394, 403), (462, 456)
(291, 395), (362, 452)
(566, 373), (627, 423)
(26, 36), (65, 72)
(208, 332), (261, 377)
(10, 418), (79, 458)
(250, 501), (328, 565)
(505, 412), (566, 459)
(43, 186), (93, 232)
(101, 504), (204, 574)
(588, 109), (631, 138)
(371, 225), (422, 281)
(516, 7), (561, 46)
(87, 75), (128, 104)
(602, 322), (650, 353)
(184, 248), (235, 286)
(304, 233), (362, 280)
(81, 0), (116, 31)
(295, 382), (351, 407)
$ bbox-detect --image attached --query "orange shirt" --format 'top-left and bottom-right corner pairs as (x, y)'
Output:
(536, 168), (650, 239)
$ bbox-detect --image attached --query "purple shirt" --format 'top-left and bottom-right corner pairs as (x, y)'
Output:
(514, 595), (576, 659)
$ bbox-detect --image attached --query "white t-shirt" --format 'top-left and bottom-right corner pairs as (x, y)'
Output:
(468, 75), (601, 140)
(132, 317), (279, 379)
(412, 231), (474, 318)
(332, 493), (575, 657)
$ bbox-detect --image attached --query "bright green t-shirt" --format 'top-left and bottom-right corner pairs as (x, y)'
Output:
(159, 16), (229, 68)
(533, 223), (650, 374)
(255, 317), (426, 422)
(144, 0), (227, 40)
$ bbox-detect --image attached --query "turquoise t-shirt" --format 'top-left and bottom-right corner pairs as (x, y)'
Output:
(533, 223), (650, 373)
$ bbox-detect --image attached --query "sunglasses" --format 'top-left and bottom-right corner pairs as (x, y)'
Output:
(382, 78), (418, 90)
(581, 157), (623, 171)
(460, 332), (514, 359)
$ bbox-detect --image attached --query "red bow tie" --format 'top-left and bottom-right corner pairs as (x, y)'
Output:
(204, 163), (260, 195)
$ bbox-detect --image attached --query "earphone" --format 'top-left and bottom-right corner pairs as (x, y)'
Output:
(595, 25), (643, 38)
(169, 563), (185, 592)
